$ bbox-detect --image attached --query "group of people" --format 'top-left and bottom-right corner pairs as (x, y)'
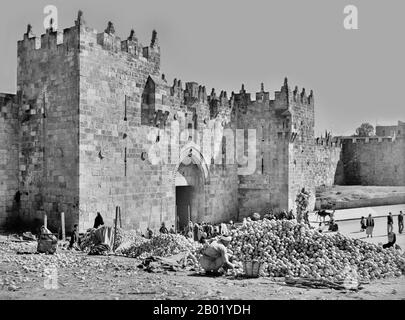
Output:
(264, 210), (295, 221)
(182, 221), (234, 244)
(150, 220), (237, 275)
(360, 211), (403, 249)
(144, 220), (234, 245)
(68, 212), (105, 249)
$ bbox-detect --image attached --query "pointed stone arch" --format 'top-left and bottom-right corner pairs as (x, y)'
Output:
(174, 142), (210, 184)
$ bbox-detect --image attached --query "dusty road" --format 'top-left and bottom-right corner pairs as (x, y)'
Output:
(0, 239), (404, 300)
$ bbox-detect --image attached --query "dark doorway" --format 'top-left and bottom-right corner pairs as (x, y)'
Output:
(176, 186), (193, 232)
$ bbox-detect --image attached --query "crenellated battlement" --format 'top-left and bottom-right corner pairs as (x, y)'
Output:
(273, 77), (314, 111)
(315, 137), (341, 148)
(17, 11), (160, 70)
(314, 131), (340, 148)
(17, 23), (79, 55)
(184, 82), (207, 105)
(337, 136), (403, 145)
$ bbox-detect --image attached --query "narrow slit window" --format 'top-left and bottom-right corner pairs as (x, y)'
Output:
(261, 157), (264, 174)
(124, 95), (128, 121)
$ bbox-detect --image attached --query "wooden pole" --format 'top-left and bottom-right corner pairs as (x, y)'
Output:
(61, 212), (65, 241)
(44, 213), (47, 229)
(119, 206), (122, 228)
(113, 206), (118, 252)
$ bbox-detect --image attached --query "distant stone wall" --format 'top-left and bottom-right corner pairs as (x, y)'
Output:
(340, 137), (405, 186)
(313, 143), (342, 187)
(0, 94), (19, 228)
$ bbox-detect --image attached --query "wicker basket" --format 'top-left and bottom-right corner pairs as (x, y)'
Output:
(242, 260), (261, 278)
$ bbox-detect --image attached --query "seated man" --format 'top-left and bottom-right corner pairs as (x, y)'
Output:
(328, 219), (339, 232)
(199, 235), (234, 275)
(383, 232), (396, 249)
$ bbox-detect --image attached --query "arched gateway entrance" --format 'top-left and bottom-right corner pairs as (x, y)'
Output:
(174, 146), (210, 232)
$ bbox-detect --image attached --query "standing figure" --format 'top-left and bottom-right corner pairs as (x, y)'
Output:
(366, 214), (374, 238)
(360, 216), (366, 232)
(398, 211), (404, 234)
(387, 212), (394, 234)
(303, 211), (310, 226)
(93, 212), (104, 229)
(193, 223), (201, 242)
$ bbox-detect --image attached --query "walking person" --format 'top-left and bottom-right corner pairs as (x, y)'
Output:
(398, 211), (403, 234)
(366, 214), (374, 238)
(387, 212), (394, 234)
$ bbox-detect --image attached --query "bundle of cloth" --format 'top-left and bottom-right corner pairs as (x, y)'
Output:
(37, 226), (58, 254)
(80, 225), (115, 255)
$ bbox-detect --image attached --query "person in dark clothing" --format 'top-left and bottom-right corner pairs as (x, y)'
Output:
(146, 227), (153, 239)
(387, 212), (394, 234)
(360, 216), (366, 232)
(328, 219), (339, 232)
(93, 212), (104, 229)
(14, 191), (22, 203)
(69, 224), (79, 249)
(159, 222), (169, 234)
(383, 232), (396, 249)
(204, 224), (209, 237)
(398, 211), (403, 234)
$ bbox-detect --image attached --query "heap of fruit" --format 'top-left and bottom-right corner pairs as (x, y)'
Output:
(113, 228), (145, 251)
(228, 219), (405, 281)
(119, 234), (202, 259)
(79, 228), (97, 252)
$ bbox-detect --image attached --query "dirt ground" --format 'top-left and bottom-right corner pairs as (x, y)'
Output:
(316, 185), (405, 203)
(0, 239), (404, 300)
